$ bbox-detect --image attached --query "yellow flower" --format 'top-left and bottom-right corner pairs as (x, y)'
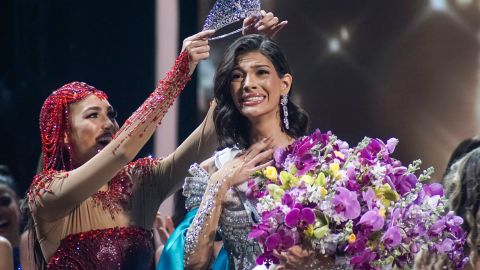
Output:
(300, 175), (315, 185)
(319, 187), (328, 197)
(280, 171), (299, 189)
(305, 224), (315, 238)
(329, 163), (343, 180)
(263, 166), (278, 182)
(314, 225), (330, 239)
(348, 233), (356, 244)
(329, 163), (339, 175)
(315, 172), (326, 187)
(375, 184), (400, 208)
(267, 184), (285, 201)
(334, 151), (345, 160)
(378, 207), (386, 218)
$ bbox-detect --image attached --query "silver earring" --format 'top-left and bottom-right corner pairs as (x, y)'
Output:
(281, 94), (289, 130)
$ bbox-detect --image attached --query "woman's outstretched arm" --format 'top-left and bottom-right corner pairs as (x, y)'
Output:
(28, 30), (215, 221)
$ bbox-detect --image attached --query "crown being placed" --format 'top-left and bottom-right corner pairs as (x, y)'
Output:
(203, 0), (261, 32)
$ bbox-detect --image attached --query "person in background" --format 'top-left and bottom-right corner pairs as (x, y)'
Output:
(0, 165), (22, 270)
(415, 141), (480, 269)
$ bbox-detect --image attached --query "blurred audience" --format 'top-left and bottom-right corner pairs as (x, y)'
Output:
(0, 165), (21, 269)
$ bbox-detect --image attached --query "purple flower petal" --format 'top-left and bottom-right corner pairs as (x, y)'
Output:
(301, 207), (315, 225)
(285, 208), (301, 228)
(424, 183), (444, 197)
(265, 233), (281, 251)
(386, 138), (399, 154)
(393, 173), (417, 195)
(358, 210), (384, 231)
(248, 228), (266, 239)
(437, 238), (454, 253)
(362, 188), (376, 210)
(382, 225), (402, 249)
(332, 187), (361, 219)
(281, 193), (293, 208)
(282, 234), (295, 249)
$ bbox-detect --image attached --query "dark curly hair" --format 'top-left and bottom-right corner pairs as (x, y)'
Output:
(213, 34), (309, 149)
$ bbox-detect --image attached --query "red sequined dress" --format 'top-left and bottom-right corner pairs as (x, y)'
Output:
(28, 51), (217, 270)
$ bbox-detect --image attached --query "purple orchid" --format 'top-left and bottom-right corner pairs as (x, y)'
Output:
(251, 130), (468, 269)
(332, 187), (361, 219)
(274, 147), (288, 168)
(362, 188), (376, 210)
(392, 172), (417, 196)
(255, 251), (279, 267)
(358, 210), (384, 232)
(382, 225), (402, 249)
(350, 250), (378, 270)
(423, 183), (444, 197)
(284, 207), (315, 228)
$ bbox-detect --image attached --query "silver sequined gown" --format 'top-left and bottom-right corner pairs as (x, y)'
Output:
(214, 147), (262, 270)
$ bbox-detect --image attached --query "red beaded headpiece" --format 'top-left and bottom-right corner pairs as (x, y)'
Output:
(40, 81), (108, 172)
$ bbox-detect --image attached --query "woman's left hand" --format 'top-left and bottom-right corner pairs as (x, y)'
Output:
(242, 10), (288, 38)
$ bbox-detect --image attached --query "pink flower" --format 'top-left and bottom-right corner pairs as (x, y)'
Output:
(332, 187), (361, 219)
(382, 225), (402, 249)
(358, 210), (384, 231)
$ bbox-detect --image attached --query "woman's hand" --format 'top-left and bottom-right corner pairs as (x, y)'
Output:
(243, 10), (288, 38)
(275, 245), (336, 270)
(216, 137), (274, 188)
(153, 214), (175, 264)
(182, 30), (215, 75)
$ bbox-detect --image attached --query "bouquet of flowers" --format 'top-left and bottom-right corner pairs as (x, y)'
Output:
(247, 129), (467, 269)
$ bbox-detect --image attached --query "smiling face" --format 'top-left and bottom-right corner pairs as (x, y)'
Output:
(230, 51), (292, 123)
(67, 94), (119, 166)
(0, 185), (20, 246)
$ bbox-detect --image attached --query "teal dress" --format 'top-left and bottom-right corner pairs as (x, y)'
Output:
(157, 208), (228, 270)
(156, 163), (229, 270)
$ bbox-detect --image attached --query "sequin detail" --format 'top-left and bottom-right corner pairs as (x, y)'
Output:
(112, 50), (191, 155)
(28, 157), (162, 218)
(218, 207), (262, 270)
(90, 170), (132, 218)
(47, 227), (153, 270)
(183, 163), (209, 211)
(184, 174), (224, 265)
(203, 0), (261, 31)
(27, 170), (68, 206)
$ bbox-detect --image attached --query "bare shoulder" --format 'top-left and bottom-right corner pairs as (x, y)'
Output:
(0, 235), (12, 247)
(0, 235), (12, 253)
(0, 235), (13, 270)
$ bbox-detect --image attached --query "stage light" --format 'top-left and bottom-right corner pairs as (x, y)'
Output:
(430, 0), (448, 11)
(328, 38), (341, 53)
(340, 27), (350, 42)
(456, 0), (472, 6)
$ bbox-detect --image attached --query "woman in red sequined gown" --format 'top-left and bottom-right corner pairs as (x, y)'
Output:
(26, 30), (217, 270)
